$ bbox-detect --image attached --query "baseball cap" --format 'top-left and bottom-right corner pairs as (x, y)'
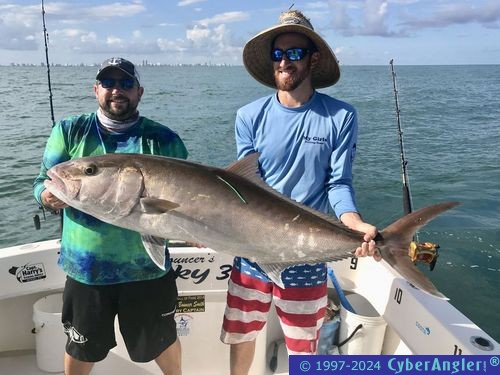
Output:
(96, 57), (140, 83)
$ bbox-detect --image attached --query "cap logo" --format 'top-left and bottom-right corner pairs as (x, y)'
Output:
(108, 57), (122, 66)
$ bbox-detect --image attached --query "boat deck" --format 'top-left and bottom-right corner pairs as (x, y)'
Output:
(0, 350), (49, 375)
(0, 339), (289, 375)
(0, 348), (164, 375)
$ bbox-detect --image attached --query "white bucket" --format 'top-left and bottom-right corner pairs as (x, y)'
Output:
(33, 293), (66, 373)
(338, 292), (387, 355)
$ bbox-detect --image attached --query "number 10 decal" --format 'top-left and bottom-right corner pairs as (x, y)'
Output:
(394, 287), (403, 304)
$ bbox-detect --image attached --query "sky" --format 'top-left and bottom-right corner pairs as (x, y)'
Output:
(1, 0), (499, 66)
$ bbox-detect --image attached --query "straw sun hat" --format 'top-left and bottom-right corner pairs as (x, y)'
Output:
(242, 10), (340, 89)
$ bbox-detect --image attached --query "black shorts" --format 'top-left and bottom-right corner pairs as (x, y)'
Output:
(62, 270), (178, 363)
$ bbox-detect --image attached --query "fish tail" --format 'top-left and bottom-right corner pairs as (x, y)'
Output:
(377, 201), (459, 299)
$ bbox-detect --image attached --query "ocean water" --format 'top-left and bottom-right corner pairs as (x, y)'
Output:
(0, 64), (499, 342)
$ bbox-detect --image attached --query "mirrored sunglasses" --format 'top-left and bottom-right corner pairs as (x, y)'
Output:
(98, 78), (136, 90)
(271, 47), (310, 62)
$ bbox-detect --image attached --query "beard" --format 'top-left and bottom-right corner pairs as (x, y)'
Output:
(100, 96), (138, 121)
(274, 60), (312, 91)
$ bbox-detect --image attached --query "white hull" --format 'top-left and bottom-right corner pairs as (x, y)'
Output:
(0, 239), (497, 374)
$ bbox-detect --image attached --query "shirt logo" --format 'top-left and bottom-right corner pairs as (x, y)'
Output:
(303, 135), (327, 145)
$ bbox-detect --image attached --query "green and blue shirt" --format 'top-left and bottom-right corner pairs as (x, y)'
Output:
(33, 113), (188, 285)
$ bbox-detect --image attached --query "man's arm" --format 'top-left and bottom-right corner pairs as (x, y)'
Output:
(33, 121), (70, 211)
(235, 109), (256, 159)
(327, 110), (380, 260)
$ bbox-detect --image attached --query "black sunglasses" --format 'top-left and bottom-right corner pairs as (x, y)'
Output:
(98, 78), (136, 90)
(271, 47), (310, 62)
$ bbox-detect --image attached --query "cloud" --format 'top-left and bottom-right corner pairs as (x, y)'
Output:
(52, 29), (86, 38)
(157, 37), (187, 53)
(328, 0), (500, 38)
(401, 1), (500, 29)
(0, 1), (245, 59)
(178, 0), (207, 6)
(187, 25), (212, 47)
(86, 2), (146, 18)
(81, 32), (97, 43)
(185, 23), (241, 56)
(307, 2), (330, 9)
(0, 1), (151, 55)
(39, 1), (146, 22)
(329, 0), (405, 37)
(0, 3), (40, 50)
(106, 36), (124, 47)
(196, 11), (250, 26)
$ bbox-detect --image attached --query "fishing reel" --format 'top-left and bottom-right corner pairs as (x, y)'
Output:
(33, 205), (61, 230)
(408, 241), (439, 271)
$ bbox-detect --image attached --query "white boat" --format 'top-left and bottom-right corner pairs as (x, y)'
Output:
(1, 238), (498, 374)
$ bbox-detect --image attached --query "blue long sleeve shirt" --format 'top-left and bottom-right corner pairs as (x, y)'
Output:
(235, 91), (359, 218)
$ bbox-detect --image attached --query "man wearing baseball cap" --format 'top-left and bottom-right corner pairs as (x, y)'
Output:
(34, 57), (187, 374)
(220, 10), (379, 373)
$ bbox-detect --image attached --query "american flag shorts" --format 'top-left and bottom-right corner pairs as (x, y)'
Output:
(220, 257), (328, 354)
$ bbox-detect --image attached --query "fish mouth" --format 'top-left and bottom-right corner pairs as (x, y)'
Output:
(45, 169), (81, 201)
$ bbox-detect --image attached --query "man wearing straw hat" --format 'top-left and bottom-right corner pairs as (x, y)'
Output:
(220, 9), (379, 373)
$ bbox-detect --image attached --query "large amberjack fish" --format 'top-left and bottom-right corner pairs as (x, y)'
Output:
(45, 153), (458, 298)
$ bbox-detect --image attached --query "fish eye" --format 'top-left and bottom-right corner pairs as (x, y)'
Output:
(83, 164), (97, 176)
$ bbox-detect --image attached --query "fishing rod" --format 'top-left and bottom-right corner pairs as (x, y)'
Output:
(389, 59), (412, 216)
(42, 0), (55, 126)
(389, 59), (439, 271)
(34, 1), (60, 232)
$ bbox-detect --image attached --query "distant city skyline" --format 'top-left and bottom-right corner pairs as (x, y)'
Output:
(1, 0), (499, 66)
(5, 61), (237, 67)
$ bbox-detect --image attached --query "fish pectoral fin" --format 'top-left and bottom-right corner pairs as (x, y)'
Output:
(140, 197), (180, 214)
(258, 263), (286, 289)
(141, 235), (168, 270)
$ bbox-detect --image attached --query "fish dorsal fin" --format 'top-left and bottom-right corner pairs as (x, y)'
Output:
(225, 153), (357, 233)
(225, 152), (268, 188)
